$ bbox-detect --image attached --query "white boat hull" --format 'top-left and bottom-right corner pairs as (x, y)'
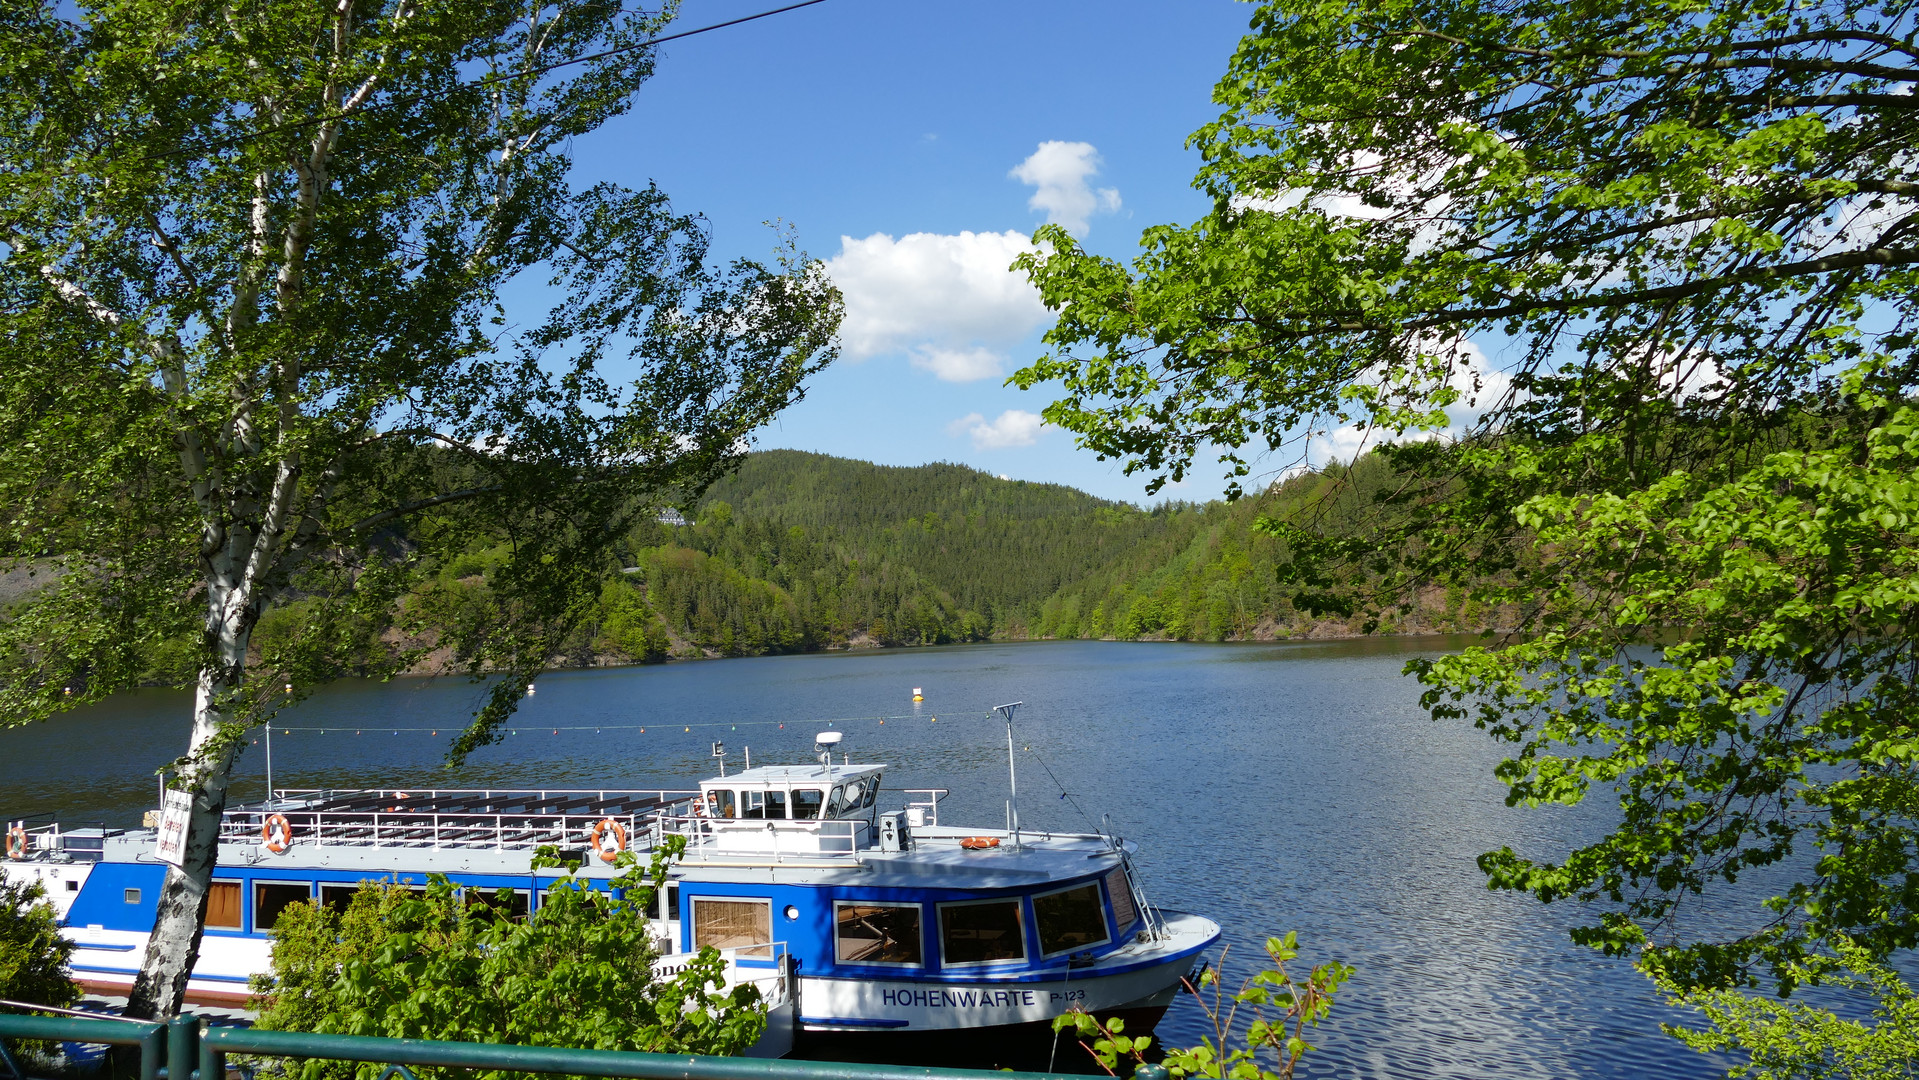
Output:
(797, 910), (1215, 1032)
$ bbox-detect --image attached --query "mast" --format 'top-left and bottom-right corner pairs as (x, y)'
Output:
(995, 701), (1024, 851)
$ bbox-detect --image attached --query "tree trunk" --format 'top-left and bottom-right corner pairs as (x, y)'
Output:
(124, 588), (251, 1020)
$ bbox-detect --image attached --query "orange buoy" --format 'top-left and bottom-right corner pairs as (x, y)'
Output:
(958, 836), (1002, 850)
(262, 813), (293, 854)
(589, 817), (627, 862)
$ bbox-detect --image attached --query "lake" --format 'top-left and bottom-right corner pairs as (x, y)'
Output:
(0, 637), (1736, 1079)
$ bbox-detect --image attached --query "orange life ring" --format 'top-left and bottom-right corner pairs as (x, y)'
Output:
(688, 797), (708, 818)
(959, 836), (1002, 850)
(261, 813), (293, 854)
(5, 825), (26, 860)
(589, 817), (627, 863)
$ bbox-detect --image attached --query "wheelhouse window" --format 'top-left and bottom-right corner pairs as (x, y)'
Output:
(836, 902), (921, 965)
(1105, 867), (1137, 934)
(939, 899), (1026, 965)
(1034, 882), (1110, 955)
(206, 882), (242, 929)
(791, 789), (824, 819)
(692, 897), (771, 956)
(707, 790), (738, 819)
(254, 882), (312, 931)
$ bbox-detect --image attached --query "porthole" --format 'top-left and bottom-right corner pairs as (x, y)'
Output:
(784, 905), (800, 920)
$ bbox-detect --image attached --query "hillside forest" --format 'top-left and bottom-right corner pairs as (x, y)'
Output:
(380, 449), (1481, 668)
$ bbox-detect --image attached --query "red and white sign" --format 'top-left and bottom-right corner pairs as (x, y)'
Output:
(154, 790), (193, 867)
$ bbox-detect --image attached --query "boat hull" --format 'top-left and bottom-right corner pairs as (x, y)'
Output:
(795, 910), (1215, 1034)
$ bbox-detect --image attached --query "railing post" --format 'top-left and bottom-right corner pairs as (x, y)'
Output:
(138, 1018), (165, 1080)
(166, 1014), (197, 1080)
(198, 1025), (224, 1080)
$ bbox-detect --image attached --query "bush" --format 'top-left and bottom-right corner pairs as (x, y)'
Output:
(252, 838), (764, 1080)
(1, 877), (79, 1058)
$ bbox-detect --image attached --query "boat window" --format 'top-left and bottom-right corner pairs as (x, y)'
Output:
(1105, 868), (1137, 933)
(254, 882), (312, 931)
(1034, 883), (1110, 955)
(465, 887), (529, 920)
(791, 789), (824, 820)
(763, 790), (787, 819)
(859, 781), (879, 810)
(320, 884), (360, 913)
(124, 889), (141, 904)
(692, 897), (771, 957)
(741, 791), (766, 819)
(660, 883), (681, 921)
(707, 790), (738, 819)
(836, 902), (921, 965)
(939, 899), (1026, 965)
(206, 882), (243, 929)
(825, 785), (851, 818)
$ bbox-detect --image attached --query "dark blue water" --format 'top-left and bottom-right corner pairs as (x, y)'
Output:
(1, 638), (1736, 1079)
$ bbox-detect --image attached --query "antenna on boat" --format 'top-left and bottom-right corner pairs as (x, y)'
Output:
(711, 741), (728, 778)
(995, 702), (1024, 852)
(815, 730), (843, 778)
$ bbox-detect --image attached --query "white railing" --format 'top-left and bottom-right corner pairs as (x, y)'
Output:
(219, 788), (701, 853)
(658, 814), (871, 861)
(902, 788), (948, 827)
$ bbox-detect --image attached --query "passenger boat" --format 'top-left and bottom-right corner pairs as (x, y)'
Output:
(2, 713), (1219, 1058)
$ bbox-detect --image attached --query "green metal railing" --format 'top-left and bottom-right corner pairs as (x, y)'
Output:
(0, 1013), (163, 1080)
(0, 1011), (1149, 1080)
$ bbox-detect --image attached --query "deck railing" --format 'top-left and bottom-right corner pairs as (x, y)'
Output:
(0, 1010), (1107, 1080)
(216, 789), (703, 855)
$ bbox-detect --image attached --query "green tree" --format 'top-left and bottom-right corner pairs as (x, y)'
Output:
(0, 0), (839, 1019)
(1012, 0), (1919, 990)
(0, 878), (78, 1014)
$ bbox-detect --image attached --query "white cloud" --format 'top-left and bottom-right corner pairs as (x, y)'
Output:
(822, 231), (1048, 380)
(948, 409), (1048, 449)
(1010, 141), (1121, 237)
(911, 346), (1004, 382)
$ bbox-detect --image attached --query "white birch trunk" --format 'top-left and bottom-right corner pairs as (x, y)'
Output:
(125, 571), (257, 1018)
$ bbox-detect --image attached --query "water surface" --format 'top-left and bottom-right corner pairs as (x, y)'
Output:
(1, 639), (1735, 1079)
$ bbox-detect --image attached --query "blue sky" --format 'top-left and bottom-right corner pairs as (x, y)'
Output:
(564, 0), (1261, 505)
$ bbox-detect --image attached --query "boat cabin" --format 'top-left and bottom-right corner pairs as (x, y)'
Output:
(699, 763), (884, 822)
(697, 763), (885, 857)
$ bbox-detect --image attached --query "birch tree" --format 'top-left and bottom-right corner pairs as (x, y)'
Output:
(0, 0), (841, 1018)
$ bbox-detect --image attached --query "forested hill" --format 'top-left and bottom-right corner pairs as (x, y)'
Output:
(693, 451), (1158, 621)
(545, 449), (1478, 663)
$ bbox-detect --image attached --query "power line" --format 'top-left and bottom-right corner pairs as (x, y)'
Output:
(153, 0), (832, 161)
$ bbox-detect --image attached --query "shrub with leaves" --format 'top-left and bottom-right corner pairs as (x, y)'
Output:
(0, 877), (77, 1009)
(252, 837), (763, 1079)
(0, 877), (78, 1059)
(1054, 933), (1350, 1080)
(1658, 936), (1919, 1080)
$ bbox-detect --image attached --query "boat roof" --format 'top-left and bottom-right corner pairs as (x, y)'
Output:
(703, 763), (885, 787)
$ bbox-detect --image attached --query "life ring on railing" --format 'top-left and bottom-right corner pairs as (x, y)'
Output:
(687, 797), (708, 819)
(5, 825), (27, 860)
(261, 813), (293, 854)
(589, 817), (627, 863)
(959, 836), (1002, 850)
